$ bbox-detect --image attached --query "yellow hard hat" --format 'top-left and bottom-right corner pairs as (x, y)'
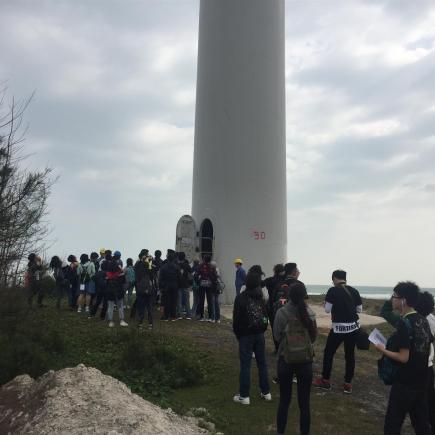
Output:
(234, 258), (243, 265)
(99, 248), (106, 255)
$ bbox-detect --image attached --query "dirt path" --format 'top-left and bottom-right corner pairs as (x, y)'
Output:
(220, 304), (386, 328)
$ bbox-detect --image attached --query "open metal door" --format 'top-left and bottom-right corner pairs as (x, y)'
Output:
(175, 215), (198, 263)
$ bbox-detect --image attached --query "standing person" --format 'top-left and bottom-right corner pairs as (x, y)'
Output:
(191, 258), (201, 319)
(104, 251), (128, 328)
(27, 253), (44, 307)
(76, 254), (96, 313)
(313, 270), (362, 394)
(66, 254), (79, 310)
(124, 258), (135, 309)
(89, 253), (108, 320)
(177, 252), (192, 319)
(152, 249), (163, 303)
(49, 256), (69, 309)
(89, 252), (100, 307)
(159, 250), (181, 321)
(273, 282), (317, 435)
(197, 255), (217, 321)
(134, 252), (154, 329)
(380, 290), (435, 434)
(376, 282), (433, 435)
(113, 250), (123, 268)
(234, 258), (246, 297)
(211, 261), (223, 323)
(232, 272), (271, 405)
(263, 264), (285, 351)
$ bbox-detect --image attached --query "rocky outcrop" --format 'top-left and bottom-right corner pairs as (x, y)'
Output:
(0, 364), (211, 434)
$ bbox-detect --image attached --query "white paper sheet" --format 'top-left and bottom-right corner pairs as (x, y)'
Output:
(369, 328), (387, 347)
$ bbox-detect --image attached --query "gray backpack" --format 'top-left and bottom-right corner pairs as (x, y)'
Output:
(282, 309), (314, 364)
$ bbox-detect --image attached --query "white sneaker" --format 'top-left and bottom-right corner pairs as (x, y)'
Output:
(85, 306), (89, 313)
(109, 321), (115, 328)
(260, 392), (272, 401)
(77, 307), (82, 313)
(120, 320), (128, 327)
(233, 394), (250, 405)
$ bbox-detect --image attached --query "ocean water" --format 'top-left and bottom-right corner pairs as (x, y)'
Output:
(307, 284), (435, 300)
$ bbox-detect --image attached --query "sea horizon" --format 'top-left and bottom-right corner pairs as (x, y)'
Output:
(306, 284), (435, 300)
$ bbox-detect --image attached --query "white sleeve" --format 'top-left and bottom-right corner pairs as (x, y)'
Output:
(324, 302), (333, 313)
(356, 304), (363, 313)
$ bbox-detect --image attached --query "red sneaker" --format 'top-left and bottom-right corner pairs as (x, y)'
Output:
(312, 377), (331, 390)
(343, 383), (352, 394)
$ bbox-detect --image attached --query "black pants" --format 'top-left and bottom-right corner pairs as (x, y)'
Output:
(90, 292), (107, 319)
(427, 367), (435, 434)
(276, 357), (313, 435)
(198, 286), (213, 319)
(322, 329), (358, 383)
(28, 282), (43, 307)
(136, 293), (153, 325)
(384, 382), (432, 435)
(163, 285), (178, 319)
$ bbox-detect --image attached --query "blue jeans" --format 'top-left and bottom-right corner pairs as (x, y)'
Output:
(238, 334), (270, 398)
(212, 293), (220, 321)
(177, 288), (191, 317)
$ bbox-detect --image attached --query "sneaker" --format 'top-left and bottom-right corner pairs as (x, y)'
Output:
(85, 306), (90, 313)
(216, 319), (221, 324)
(109, 321), (115, 328)
(343, 383), (352, 394)
(77, 307), (82, 313)
(186, 316), (192, 320)
(148, 324), (153, 330)
(312, 377), (331, 390)
(233, 394), (250, 405)
(199, 318), (205, 322)
(260, 392), (272, 401)
(120, 320), (128, 327)
(207, 318), (213, 323)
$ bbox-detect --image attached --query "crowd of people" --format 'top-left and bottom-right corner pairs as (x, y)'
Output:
(231, 262), (435, 435)
(26, 248), (225, 328)
(26, 251), (435, 434)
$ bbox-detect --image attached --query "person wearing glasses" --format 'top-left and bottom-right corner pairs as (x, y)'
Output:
(376, 282), (433, 435)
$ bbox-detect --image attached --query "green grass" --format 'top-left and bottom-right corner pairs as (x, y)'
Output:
(1, 288), (416, 435)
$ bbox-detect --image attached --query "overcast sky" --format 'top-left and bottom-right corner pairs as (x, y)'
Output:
(1, 0), (435, 287)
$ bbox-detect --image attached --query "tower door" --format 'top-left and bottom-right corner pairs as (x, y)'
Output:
(175, 215), (197, 262)
(200, 218), (214, 259)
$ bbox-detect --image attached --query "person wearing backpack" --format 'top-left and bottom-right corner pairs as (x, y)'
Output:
(197, 255), (218, 321)
(134, 252), (154, 329)
(177, 252), (193, 319)
(49, 256), (69, 309)
(124, 258), (136, 309)
(273, 282), (317, 435)
(159, 250), (181, 321)
(232, 272), (271, 405)
(76, 253), (96, 313)
(313, 269), (362, 394)
(66, 254), (80, 310)
(376, 282), (433, 435)
(27, 253), (44, 308)
(104, 250), (128, 328)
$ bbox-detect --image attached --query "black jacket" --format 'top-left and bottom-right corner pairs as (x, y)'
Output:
(178, 259), (192, 288)
(233, 287), (268, 338)
(159, 261), (181, 289)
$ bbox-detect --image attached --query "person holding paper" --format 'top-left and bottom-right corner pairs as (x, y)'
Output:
(375, 282), (433, 435)
(380, 290), (435, 434)
(313, 269), (362, 394)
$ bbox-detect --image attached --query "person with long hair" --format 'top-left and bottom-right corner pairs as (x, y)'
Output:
(232, 272), (271, 405)
(273, 282), (317, 435)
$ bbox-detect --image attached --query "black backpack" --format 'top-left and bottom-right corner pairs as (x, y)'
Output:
(246, 297), (268, 332)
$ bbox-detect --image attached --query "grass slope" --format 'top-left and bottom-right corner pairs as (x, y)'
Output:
(0, 290), (415, 435)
